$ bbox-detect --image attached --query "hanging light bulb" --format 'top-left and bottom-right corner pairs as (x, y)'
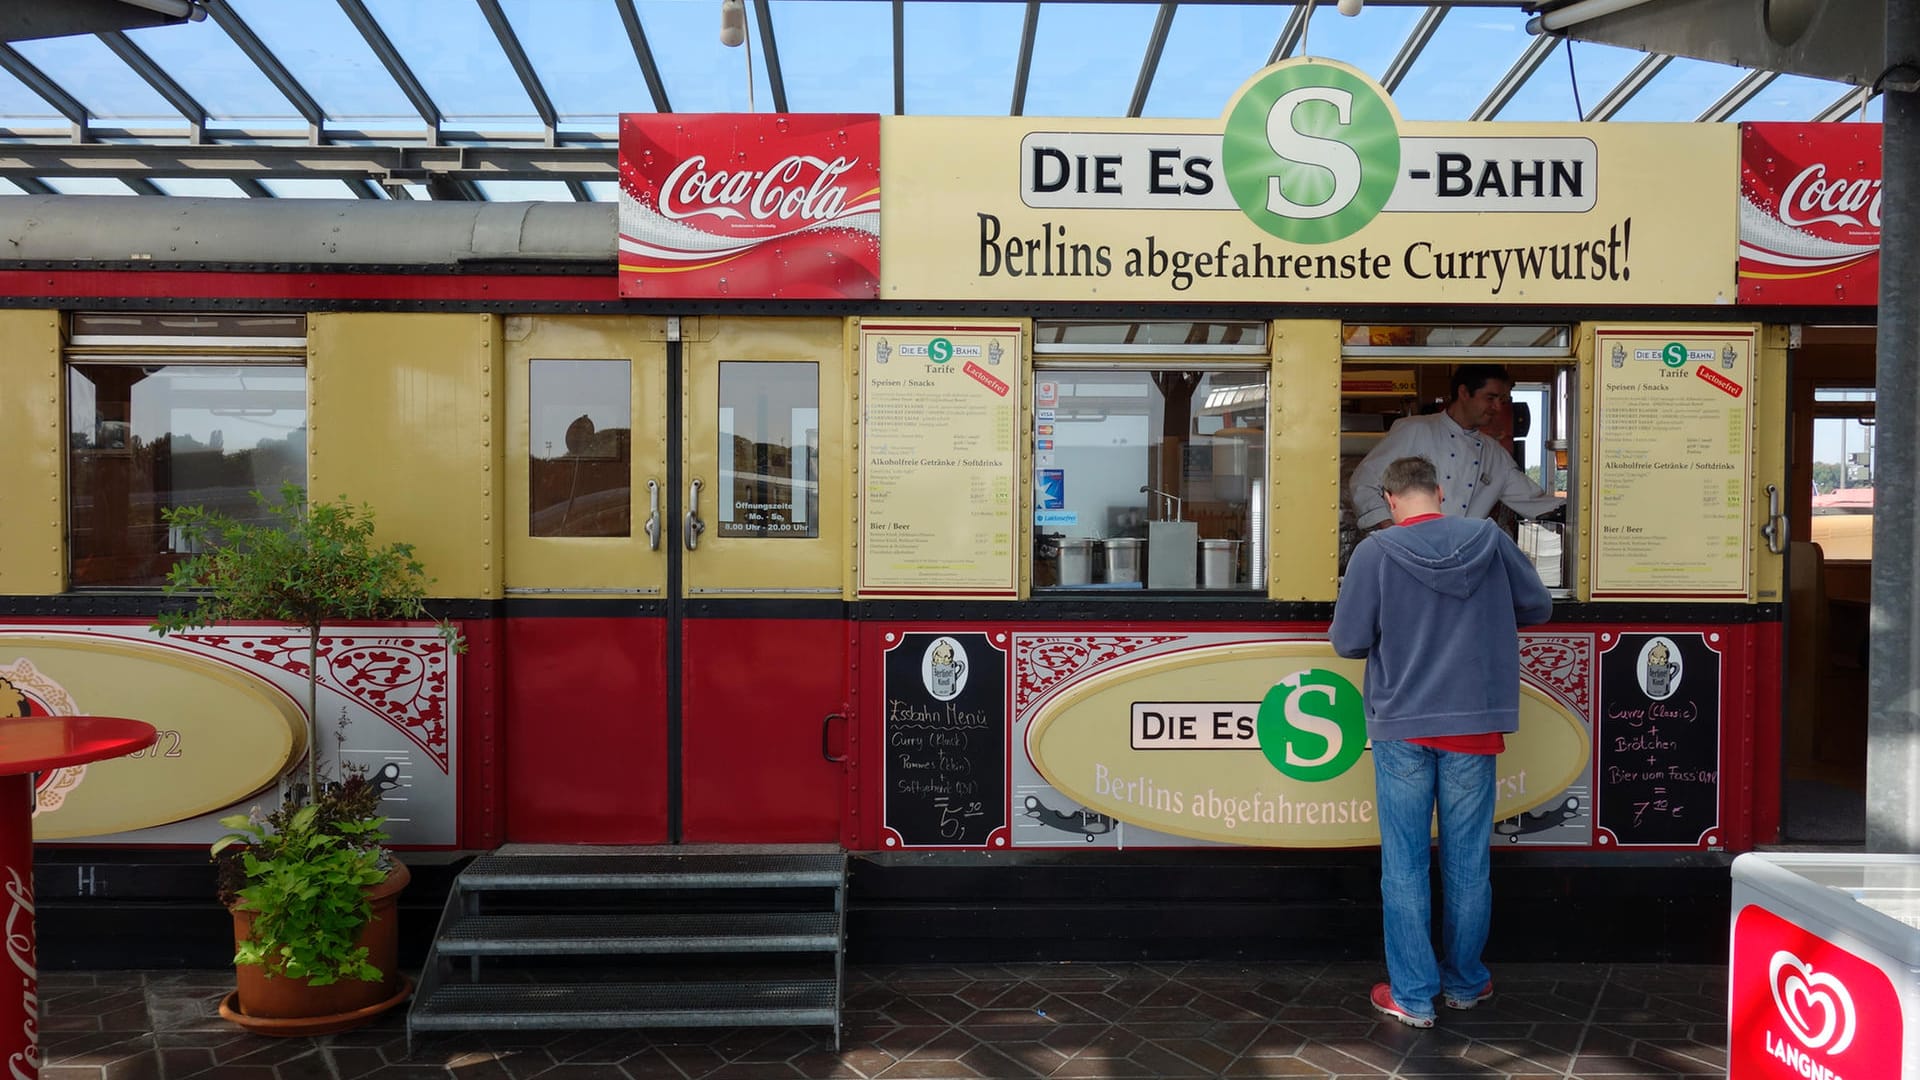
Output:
(1337, 0), (1364, 15)
(720, 0), (747, 47)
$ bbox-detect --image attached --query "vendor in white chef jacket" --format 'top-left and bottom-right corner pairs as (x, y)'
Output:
(1349, 364), (1566, 533)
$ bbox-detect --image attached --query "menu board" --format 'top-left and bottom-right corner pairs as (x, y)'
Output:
(1591, 328), (1755, 598)
(1596, 632), (1721, 847)
(858, 321), (1022, 597)
(882, 632), (1006, 847)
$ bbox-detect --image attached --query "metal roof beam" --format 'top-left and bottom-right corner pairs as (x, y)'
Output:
(893, 0), (906, 115)
(123, 175), (163, 196)
(1815, 85), (1873, 122)
(476, 0), (557, 144)
(1583, 51), (1670, 120)
(751, 0), (788, 113)
(233, 177), (272, 198)
(564, 179), (590, 202)
(0, 43), (87, 138)
(99, 30), (206, 142)
(1698, 68), (1778, 122)
(1129, 2), (1178, 118)
(613, 0), (670, 113)
(1011, 0), (1039, 115)
(0, 142), (619, 188)
(6, 175), (52, 194)
(1471, 31), (1557, 120)
(1269, 3), (1309, 65)
(1380, 5), (1447, 94)
(204, 2), (323, 139)
(336, 0), (442, 140)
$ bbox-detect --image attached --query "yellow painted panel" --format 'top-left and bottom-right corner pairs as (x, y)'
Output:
(683, 317), (848, 596)
(308, 313), (502, 599)
(1026, 641), (1588, 847)
(1270, 320), (1341, 601)
(3, 632), (308, 839)
(1753, 325), (1789, 603)
(0, 311), (63, 594)
(502, 316), (668, 594)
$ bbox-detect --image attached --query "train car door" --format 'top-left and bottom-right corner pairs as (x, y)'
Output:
(676, 317), (849, 841)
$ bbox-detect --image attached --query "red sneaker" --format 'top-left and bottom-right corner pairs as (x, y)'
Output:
(1444, 981), (1493, 1010)
(1369, 982), (1435, 1028)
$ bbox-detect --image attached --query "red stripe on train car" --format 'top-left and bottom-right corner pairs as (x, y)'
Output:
(0, 270), (616, 303)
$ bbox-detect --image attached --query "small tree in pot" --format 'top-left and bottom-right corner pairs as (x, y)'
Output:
(152, 482), (462, 1032)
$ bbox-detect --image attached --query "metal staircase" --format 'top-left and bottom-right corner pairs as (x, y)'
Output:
(407, 844), (847, 1049)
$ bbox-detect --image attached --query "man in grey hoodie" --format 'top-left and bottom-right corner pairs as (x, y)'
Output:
(1329, 456), (1553, 1028)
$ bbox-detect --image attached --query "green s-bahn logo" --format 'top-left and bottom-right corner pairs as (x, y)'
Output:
(1223, 62), (1401, 244)
(1256, 668), (1368, 782)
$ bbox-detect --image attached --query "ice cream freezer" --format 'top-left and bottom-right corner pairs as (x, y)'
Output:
(1729, 852), (1920, 1078)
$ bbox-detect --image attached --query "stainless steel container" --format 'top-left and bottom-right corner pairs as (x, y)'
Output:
(1199, 539), (1242, 589)
(1057, 538), (1097, 586)
(1102, 537), (1144, 584)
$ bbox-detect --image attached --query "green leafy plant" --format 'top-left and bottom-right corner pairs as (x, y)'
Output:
(212, 771), (388, 984)
(151, 481), (463, 799)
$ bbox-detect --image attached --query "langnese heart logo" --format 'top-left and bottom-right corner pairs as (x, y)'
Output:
(1769, 949), (1857, 1054)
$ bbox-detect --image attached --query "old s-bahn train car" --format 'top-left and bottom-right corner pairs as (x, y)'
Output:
(1, 64), (1871, 969)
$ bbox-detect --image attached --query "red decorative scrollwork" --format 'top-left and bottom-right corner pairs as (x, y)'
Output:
(1521, 634), (1593, 711)
(1013, 635), (1182, 719)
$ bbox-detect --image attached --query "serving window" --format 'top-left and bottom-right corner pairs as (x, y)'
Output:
(1032, 321), (1268, 593)
(1338, 324), (1575, 594)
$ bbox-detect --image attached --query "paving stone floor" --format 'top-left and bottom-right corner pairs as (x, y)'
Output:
(41, 961), (1728, 1079)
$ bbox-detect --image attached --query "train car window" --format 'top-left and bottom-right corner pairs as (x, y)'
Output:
(1809, 388), (1876, 562)
(718, 361), (820, 539)
(1034, 320), (1268, 353)
(67, 362), (307, 589)
(1032, 367), (1267, 592)
(529, 359), (632, 538)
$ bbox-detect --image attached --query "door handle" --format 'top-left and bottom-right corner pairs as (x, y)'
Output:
(821, 712), (848, 764)
(683, 477), (706, 551)
(1762, 482), (1789, 555)
(644, 479), (661, 551)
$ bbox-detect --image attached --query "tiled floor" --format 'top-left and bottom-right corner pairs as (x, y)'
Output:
(41, 961), (1728, 1079)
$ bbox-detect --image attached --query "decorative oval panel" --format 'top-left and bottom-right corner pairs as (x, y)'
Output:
(0, 633), (307, 840)
(1025, 641), (1588, 847)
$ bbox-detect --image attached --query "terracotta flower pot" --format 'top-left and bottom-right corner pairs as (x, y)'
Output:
(220, 858), (412, 1036)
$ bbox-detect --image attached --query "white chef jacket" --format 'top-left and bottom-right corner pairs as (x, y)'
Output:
(1349, 411), (1563, 530)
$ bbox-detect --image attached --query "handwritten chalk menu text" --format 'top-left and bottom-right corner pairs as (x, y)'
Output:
(883, 632), (1006, 847)
(1597, 632), (1720, 846)
(1592, 327), (1755, 598)
(859, 322), (1022, 598)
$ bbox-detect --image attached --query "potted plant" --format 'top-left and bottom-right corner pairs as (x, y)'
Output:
(152, 482), (462, 1034)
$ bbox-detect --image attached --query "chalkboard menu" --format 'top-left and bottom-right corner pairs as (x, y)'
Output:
(882, 632), (1006, 847)
(1597, 632), (1720, 846)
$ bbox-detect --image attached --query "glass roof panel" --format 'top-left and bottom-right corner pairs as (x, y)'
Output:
(259, 178), (363, 199)
(362, 0), (535, 124)
(1392, 8), (1536, 121)
(637, 0), (772, 113)
(499, 0), (650, 123)
(1863, 96), (1884, 121)
(584, 181), (620, 202)
(1732, 73), (1858, 122)
(1609, 57), (1745, 121)
(11, 35), (179, 122)
(0, 64), (61, 129)
(224, 0), (417, 125)
(1024, 3), (1160, 117)
(1296, 5), (1423, 84)
(904, 1), (1024, 115)
(1497, 39), (1641, 121)
(124, 19), (300, 124)
(1144, 3), (1290, 119)
(151, 178), (249, 198)
(42, 178), (137, 196)
(769, 1), (891, 114)
(476, 180), (574, 202)
(0, 179), (28, 195)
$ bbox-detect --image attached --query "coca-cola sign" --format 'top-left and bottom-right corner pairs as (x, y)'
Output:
(1739, 123), (1881, 305)
(619, 114), (880, 299)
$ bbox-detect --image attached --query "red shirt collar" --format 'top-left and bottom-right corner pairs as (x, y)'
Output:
(1397, 513), (1446, 526)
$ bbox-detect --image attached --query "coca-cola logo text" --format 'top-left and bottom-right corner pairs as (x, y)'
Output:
(659, 154), (859, 226)
(1778, 163), (1881, 233)
(4, 869), (34, 1080)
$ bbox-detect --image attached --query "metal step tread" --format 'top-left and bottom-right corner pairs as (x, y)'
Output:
(437, 911), (840, 954)
(460, 853), (845, 891)
(410, 979), (837, 1029)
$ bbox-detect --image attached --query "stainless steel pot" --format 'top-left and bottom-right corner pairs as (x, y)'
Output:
(1103, 537), (1144, 584)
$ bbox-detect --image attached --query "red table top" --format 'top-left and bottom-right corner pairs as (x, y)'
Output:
(0, 715), (157, 776)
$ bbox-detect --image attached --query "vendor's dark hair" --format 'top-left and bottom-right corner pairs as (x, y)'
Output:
(1451, 363), (1512, 401)
(1381, 456), (1440, 496)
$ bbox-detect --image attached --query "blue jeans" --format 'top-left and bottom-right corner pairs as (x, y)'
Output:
(1372, 738), (1496, 1018)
